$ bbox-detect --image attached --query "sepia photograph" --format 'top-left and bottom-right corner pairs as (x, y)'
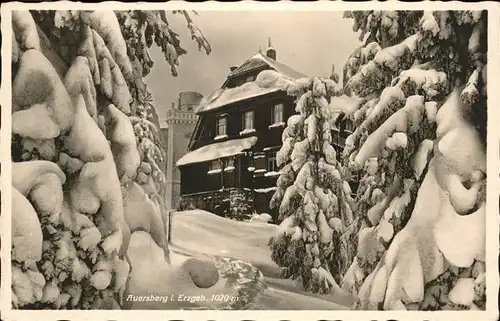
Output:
(0, 1), (498, 320)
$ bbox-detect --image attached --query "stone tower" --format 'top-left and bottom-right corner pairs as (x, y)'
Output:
(161, 91), (203, 209)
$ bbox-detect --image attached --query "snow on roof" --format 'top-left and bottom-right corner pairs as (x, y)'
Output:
(228, 52), (306, 80)
(196, 52), (307, 114)
(159, 120), (168, 129)
(255, 52), (306, 79)
(329, 94), (363, 117)
(195, 69), (296, 114)
(176, 136), (258, 167)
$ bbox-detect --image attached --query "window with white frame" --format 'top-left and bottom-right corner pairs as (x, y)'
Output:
(272, 103), (284, 124)
(243, 110), (254, 130)
(216, 116), (227, 136)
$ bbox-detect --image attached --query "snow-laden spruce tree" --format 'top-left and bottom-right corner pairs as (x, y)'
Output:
(10, 10), (209, 309)
(340, 11), (487, 310)
(268, 76), (355, 294)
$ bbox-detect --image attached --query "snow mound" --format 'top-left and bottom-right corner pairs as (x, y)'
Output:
(249, 213), (273, 223)
(448, 278), (475, 307)
(126, 231), (275, 310)
(13, 49), (74, 132)
(122, 181), (167, 256)
(171, 210), (280, 277)
(12, 10), (40, 51)
(12, 187), (43, 264)
(103, 104), (141, 178)
(436, 89), (486, 175)
(12, 103), (60, 140)
(354, 95), (425, 169)
(12, 160), (66, 196)
(328, 94), (363, 117)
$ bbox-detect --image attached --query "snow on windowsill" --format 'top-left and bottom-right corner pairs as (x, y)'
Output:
(264, 171), (281, 177)
(254, 155), (266, 159)
(224, 166), (235, 172)
(269, 122), (285, 129)
(255, 187), (278, 193)
(247, 167), (256, 172)
(214, 134), (228, 141)
(254, 169), (267, 174)
(207, 169), (222, 175)
(239, 128), (256, 136)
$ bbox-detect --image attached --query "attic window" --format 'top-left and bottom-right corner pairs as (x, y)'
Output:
(246, 75), (255, 83)
(216, 115), (227, 137)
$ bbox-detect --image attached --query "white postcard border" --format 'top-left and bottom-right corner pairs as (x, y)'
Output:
(1, 1), (499, 321)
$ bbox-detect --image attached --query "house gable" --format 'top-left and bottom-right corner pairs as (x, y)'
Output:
(222, 52), (306, 89)
(195, 51), (305, 115)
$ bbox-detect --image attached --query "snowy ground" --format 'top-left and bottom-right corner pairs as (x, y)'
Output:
(134, 211), (353, 310)
(124, 210), (356, 309)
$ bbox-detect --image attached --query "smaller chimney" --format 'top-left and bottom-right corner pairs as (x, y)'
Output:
(230, 66), (237, 72)
(171, 102), (175, 109)
(330, 64), (339, 82)
(266, 37), (276, 60)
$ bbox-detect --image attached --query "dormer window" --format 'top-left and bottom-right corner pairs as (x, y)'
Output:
(270, 103), (285, 128)
(215, 115), (228, 140)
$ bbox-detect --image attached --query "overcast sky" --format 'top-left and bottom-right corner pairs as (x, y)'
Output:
(145, 11), (361, 120)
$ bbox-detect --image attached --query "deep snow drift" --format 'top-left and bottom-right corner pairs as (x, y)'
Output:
(159, 210), (357, 309)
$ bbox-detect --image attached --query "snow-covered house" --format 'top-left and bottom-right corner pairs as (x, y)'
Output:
(176, 40), (356, 219)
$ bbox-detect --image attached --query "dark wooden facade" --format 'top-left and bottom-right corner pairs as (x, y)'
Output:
(177, 50), (354, 220)
(178, 90), (297, 218)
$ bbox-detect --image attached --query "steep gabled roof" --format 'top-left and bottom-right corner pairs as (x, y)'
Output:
(226, 55), (268, 79)
(226, 52), (306, 81)
(256, 53), (307, 79)
(195, 52), (306, 115)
